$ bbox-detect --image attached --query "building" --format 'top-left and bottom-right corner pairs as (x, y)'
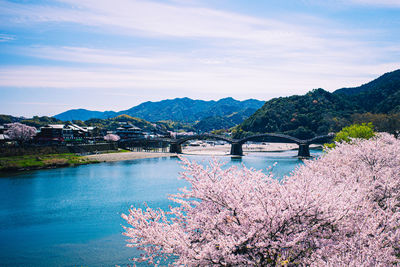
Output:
(0, 133), (10, 144)
(35, 124), (98, 142)
(35, 124), (69, 142)
(116, 123), (145, 139)
(0, 125), (6, 134)
(67, 124), (89, 139)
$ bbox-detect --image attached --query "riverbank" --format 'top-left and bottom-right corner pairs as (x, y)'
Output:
(0, 143), (322, 171)
(0, 150), (170, 172)
(0, 153), (99, 172)
(0, 150), (173, 172)
(84, 151), (172, 162)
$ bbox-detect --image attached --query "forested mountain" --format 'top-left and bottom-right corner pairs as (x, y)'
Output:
(194, 107), (259, 132)
(53, 109), (117, 122)
(334, 69), (400, 113)
(54, 97), (264, 124)
(234, 69), (400, 139)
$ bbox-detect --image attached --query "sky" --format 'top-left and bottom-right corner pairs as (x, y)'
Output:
(0, 0), (399, 117)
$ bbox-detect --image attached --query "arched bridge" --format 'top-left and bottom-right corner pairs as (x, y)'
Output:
(169, 134), (232, 154)
(175, 133), (233, 145)
(168, 133), (335, 157)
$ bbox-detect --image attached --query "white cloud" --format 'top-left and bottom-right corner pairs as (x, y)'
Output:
(21, 46), (181, 67)
(0, 60), (398, 102)
(0, 33), (15, 42)
(0, 0), (345, 50)
(0, 0), (399, 103)
(348, 0), (400, 7)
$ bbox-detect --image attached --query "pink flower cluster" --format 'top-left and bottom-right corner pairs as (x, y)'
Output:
(104, 134), (120, 142)
(5, 122), (36, 141)
(122, 133), (400, 266)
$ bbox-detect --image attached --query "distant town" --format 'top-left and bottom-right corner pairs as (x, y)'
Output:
(0, 121), (170, 144)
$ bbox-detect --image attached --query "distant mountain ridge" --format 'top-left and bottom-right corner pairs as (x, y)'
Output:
(54, 109), (118, 121)
(54, 97), (265, 124)
(234, 69), (400, 139)
(333, 69), (400, 114)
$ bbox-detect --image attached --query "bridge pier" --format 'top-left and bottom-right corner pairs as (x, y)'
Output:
(169, 143), (182, 154)
(230, 142), (243, 156)
(297, 143), (310, 158)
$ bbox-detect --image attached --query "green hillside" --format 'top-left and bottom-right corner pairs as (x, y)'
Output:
(334, 69), (400, 113)
(234, 69), (400, 139)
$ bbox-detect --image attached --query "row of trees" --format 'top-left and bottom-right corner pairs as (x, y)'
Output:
(122, 131), (400, 265)
(352, 112), (400, 138)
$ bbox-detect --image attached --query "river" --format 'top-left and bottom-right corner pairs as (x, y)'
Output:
(0, 150), (320, 266)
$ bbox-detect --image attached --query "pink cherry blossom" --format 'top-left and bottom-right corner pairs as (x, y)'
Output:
(5, 122), (36, 141)
(104, 134), (120, 141)
(122, 133), (400, 266)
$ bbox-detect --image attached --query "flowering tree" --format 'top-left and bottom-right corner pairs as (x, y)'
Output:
(122, 134), (400, 266)
(104, 134), (120, 142)
(5, 122), (36, 142)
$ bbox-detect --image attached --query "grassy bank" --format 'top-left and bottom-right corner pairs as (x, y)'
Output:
(0, 153), (100, 172)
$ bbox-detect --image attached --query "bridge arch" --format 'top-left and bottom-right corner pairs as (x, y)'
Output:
(169, 134), (232, 154)
(175, 134), (233, 145)
(305, 133), (335, 145)
(118, 133), (335, 157)
(118, 138), (171, 152)
(238, 133), (302, 145)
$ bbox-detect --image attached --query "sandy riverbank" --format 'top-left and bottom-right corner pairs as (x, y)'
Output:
(84, 152), (173, 162)
(84, 143), (323, 163)
(182, 143), (322, 155)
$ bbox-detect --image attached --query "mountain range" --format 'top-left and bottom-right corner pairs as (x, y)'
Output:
(54, 97), (265, 130)
(234, 69), (400, 139)
(8, 69), (400, 136)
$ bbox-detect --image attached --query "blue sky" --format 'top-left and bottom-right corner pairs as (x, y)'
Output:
(0, 0), (399, 117)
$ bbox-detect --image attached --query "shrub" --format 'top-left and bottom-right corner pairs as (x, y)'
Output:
(325, 122), (375, 148)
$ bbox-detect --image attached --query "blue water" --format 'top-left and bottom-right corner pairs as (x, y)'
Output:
(0, 150), (319, 266)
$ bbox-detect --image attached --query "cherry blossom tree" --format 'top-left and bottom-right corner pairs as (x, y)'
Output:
(104, 134), (120, 142)
(5, 122), (36, 143)
(122, 133), (400, 266)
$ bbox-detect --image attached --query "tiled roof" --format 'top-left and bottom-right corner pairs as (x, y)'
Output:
(45, 124), (65, 129)
(0, 134), (10, 140)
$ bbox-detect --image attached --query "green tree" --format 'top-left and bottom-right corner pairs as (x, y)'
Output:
(326, 123), (375, 148)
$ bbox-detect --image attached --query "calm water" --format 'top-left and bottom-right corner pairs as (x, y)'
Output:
(0, 150), (319, 266)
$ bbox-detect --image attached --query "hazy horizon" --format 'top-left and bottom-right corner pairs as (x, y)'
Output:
(1, 0), (399, 117)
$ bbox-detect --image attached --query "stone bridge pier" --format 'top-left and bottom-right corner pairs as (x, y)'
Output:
(297, 143), (310, 158)
(230, 142), (243, 156)
(169, 142), (182, 154)
(229, 142), (310, 157)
